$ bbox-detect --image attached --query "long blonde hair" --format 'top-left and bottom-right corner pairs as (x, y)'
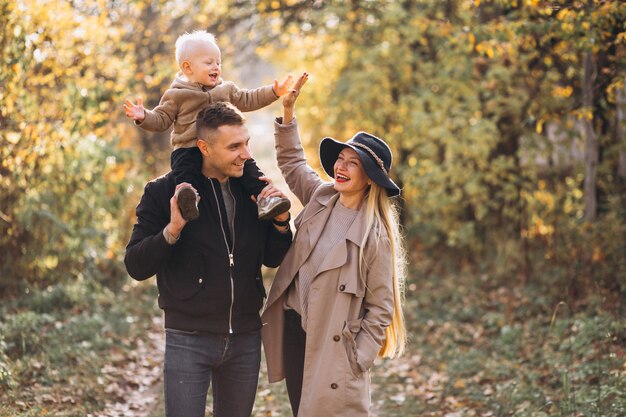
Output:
(359, 183), (407, 358)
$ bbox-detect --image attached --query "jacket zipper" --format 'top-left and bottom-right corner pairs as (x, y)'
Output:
(209, 180), (236, 334)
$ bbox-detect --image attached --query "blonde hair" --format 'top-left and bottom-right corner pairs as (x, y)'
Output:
(359, 183), (407, 358)
(175, 30), (218, 67)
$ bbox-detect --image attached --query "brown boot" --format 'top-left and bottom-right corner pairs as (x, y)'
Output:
(258, 196), (291, 221)
(176, 186), (199, 221)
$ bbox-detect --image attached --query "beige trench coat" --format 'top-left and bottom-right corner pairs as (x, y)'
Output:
(261, 118), (394, 417)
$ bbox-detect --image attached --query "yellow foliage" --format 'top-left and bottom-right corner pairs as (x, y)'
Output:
(535, 119), (544, 134)
(557, 9), (571, 21)
(592, 246), (605, 263)
(552, 85), (573, 98)
(534, 190), (554, 210)
(476, 41), (495, 58)
(530, 215), (554, 237)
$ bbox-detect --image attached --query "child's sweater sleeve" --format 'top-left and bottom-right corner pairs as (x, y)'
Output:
(137, 89), (178, 132)
(215, 81), (279, 112)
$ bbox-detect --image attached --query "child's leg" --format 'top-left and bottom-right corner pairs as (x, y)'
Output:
(243, 159), (291, 221)
(171, 147), (202, 221)
(241, 159), (268, 198)
(171, 147), (203, 186)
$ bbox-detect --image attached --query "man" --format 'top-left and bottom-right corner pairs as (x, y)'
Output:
(124, 101), (292, 417)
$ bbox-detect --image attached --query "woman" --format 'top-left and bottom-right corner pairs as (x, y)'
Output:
(261, 73), (407, 417)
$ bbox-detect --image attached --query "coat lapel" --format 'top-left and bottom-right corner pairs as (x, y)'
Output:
(264, 189), (372, 308)
(315, 196), (370, 276)
(264, 190), (336, 309)
(305, 192), (337, 247)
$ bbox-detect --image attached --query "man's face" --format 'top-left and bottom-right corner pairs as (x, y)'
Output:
(199, 124), (251, 182)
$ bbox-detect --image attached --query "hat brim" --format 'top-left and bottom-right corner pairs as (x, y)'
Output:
(319, 137), (401, 197)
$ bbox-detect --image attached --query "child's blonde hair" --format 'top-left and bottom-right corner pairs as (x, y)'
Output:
(175, 30), (218, 67)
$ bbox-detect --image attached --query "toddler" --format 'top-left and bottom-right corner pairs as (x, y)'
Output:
(124, 30), (292, 221)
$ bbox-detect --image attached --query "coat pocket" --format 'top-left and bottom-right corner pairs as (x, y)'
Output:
(163, 253), (206, 300)
(342, 318), (363, 376)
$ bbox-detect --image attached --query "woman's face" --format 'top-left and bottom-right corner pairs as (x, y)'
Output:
(333, 148), (371, 198)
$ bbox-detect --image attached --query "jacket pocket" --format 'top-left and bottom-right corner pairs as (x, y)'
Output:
(163, 254), (206, 300)
(342, 318), (363, 376)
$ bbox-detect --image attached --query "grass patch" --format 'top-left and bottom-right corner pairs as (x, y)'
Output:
(0, 279), (159, 416)
(369, 268), (626, 416)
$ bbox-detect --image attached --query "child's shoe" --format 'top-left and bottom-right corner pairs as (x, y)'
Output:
(258, 196), (291, 221)
(177, 186), (200, 221)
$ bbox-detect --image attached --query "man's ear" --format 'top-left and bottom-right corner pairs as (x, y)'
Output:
(197, 138), (209, 155)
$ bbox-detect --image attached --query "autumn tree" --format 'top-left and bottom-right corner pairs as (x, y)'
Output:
(0, 0), (139, 292)
(208, 0), (626, 295)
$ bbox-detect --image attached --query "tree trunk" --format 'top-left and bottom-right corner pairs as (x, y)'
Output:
(617, 85), (626, 181)
(583, 50), (598, 222)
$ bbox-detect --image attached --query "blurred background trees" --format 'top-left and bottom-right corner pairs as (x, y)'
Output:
(1, 0), (624, 301)
(1, 1), (624, 415)
(215, 0), (626, 300)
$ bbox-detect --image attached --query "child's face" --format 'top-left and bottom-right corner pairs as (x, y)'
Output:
(183, 41), (222, 87)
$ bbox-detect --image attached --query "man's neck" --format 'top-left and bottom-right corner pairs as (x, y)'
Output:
(202, 167), (228, 183)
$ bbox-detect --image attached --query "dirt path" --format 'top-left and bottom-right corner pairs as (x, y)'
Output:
(97, 316), (165, 417)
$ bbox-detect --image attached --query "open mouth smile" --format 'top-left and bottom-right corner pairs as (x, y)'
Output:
(335, 173), (350, 183)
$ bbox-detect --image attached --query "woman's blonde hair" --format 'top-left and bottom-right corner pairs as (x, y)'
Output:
(359, 183), (407, 358)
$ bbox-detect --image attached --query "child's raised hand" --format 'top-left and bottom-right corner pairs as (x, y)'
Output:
(123, 97), (146, 121)
(273, 74), (295, 97)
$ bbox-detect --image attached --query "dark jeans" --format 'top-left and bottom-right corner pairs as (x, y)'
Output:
(164, 328), (261, 417)
(171, 148), (267, 197)
(283, 309), (306, 417)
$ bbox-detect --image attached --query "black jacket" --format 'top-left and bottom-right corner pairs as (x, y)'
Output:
(124, 172), (292, 333)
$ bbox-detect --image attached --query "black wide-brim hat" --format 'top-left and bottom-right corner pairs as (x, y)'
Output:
(319, 131), (401, 197)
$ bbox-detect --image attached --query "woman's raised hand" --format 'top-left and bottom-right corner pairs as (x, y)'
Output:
(282, 72), (308, 123)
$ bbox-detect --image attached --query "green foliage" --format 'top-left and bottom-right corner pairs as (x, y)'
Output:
(1, 311), (53, 359)
(211, 0), (626, 300)
(0, 331), (14, 391)
(0, 281), (158, 413)
(387, 267), (626, 416)
(0, 0), (147, 292)
(0, 0), (238, 294)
